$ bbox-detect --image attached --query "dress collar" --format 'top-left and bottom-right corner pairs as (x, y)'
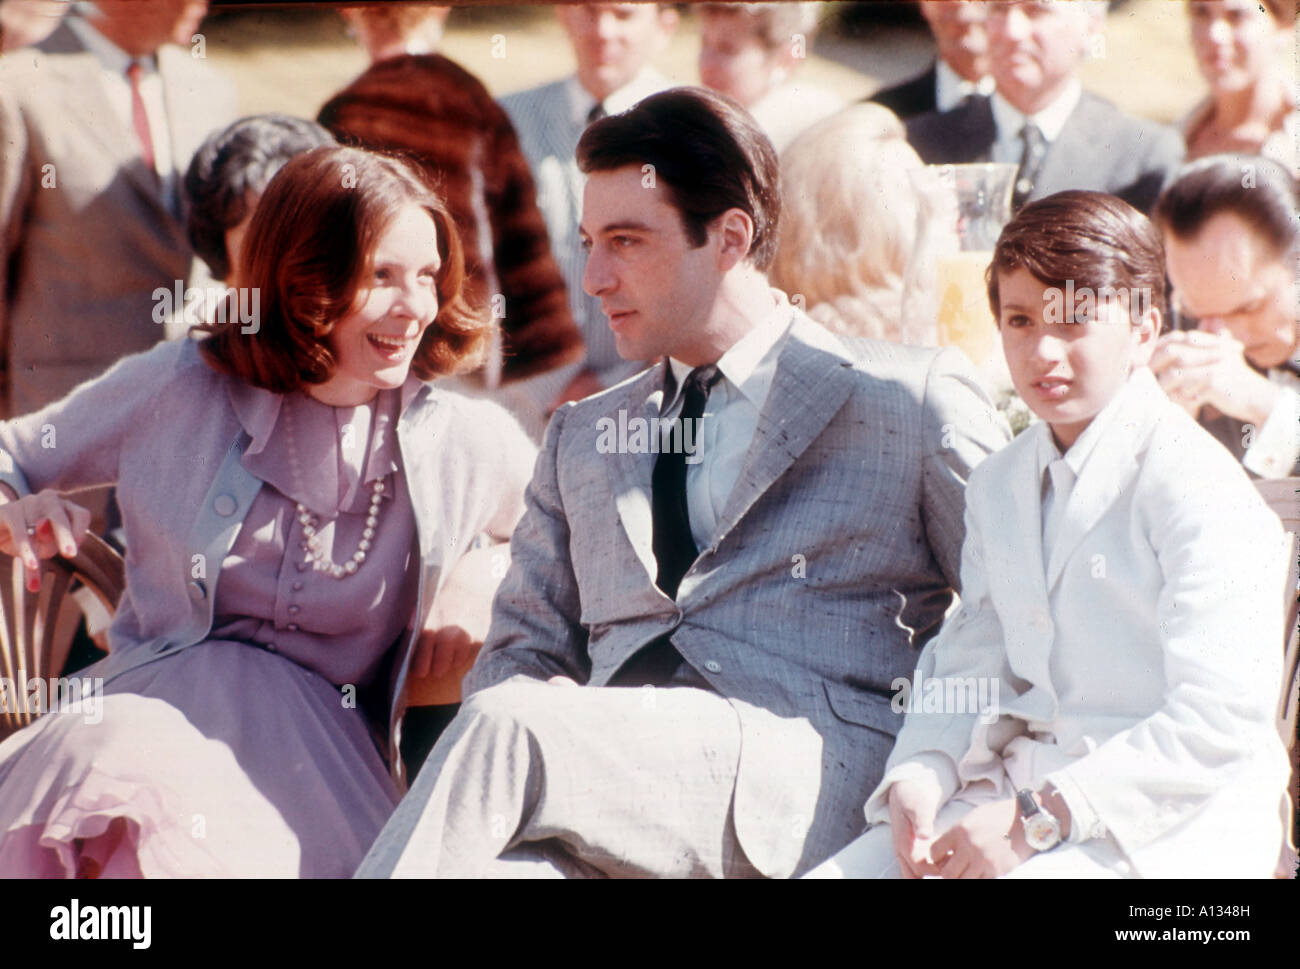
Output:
(226, 374), (424, 516)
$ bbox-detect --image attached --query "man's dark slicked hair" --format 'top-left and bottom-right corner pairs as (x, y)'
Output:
(1153, 154), (1299, 260)
(576, 86), (782, 270)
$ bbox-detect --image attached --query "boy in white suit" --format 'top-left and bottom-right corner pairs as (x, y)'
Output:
(810, 190), (1290, 879)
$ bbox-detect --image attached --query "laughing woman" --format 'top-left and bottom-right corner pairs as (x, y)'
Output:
(0, 146), (536, 877)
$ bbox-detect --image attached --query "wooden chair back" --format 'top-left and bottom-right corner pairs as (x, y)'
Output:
(0, 535), (125, 741)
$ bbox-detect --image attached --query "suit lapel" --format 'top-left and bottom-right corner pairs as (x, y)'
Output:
(1034, 94), (1095, 199)
(710, 317), (857, 547)
(39, 23), (174, 218)
(1044, 370), (1161, 589)
(981, 427), (1055, 688)
(605, 364), (668, 583)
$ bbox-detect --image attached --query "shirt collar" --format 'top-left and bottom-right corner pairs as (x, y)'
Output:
(990, 78), (1081, 144)
(67, 7), (155, 75)
(662, 289), (795, 413)
(1034, 365), (1150, 480)
(935, 59), (994, 113)
(566, 66), (670, 127)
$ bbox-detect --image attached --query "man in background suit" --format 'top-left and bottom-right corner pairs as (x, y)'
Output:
(905, 0), (1183, 213)
(500, 2), (678, 409)
(869, 0), (992, 120)
(357, 88), (1009, 879)
(1153, 155), (1300, 478)
(0, 0), (236, 418)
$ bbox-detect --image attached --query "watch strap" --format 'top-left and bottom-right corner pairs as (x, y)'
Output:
(1015, 788), (1040, 819)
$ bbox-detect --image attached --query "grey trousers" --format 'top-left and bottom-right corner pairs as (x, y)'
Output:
(356, 671), (764, 878)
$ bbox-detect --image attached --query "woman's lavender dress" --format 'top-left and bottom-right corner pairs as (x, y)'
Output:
(0, 386), (423, 877)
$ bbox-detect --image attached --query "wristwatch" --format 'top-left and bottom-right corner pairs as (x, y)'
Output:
(1016, 789), (1062, 852)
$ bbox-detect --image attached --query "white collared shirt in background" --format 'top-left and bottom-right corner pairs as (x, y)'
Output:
(935, 59), (994, 113)
(564, 66), (672, 128)
(988, 79), (1082, 165)
(662, 291), (794, 550)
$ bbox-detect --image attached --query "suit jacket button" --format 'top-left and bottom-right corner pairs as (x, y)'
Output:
(704, 660), (722, 673)
(187, 580), (206, 601)
(213, 494), (238, 517)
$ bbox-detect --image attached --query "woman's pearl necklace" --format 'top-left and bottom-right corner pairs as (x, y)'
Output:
(295, 477), (386, 579)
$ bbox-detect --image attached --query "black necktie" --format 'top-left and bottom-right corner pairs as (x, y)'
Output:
(610, 364), (720, 687)
(651, 364), (721, 598)
(1012, 121), (1047, 210)
(586, 101), (606, 126)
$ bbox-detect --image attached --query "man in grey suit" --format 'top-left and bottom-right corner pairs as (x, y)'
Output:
(905, 0), (1183, 213)
(0, 0), (236, 418)
(357, 87), (1009, 879)
(499, 2), (678, 408)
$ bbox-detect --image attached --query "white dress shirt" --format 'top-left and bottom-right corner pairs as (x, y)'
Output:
(934, 59), (994, 113)
(67, 11), (177, 211)
(1035, 367), (1123, 567)
(661, 291), (794, 550)
(1242, 369), (1300, 479)
(988, 79), (1082, 165)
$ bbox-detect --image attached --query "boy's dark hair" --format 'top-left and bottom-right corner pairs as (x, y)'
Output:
(987, 190), (1167, 322)
(1153, 154), (1299, 260)
(576, 86), (782, 270)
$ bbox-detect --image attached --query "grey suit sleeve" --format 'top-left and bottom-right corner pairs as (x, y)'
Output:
(918, 347), (1010, 591)
(464, 403), (591, 693)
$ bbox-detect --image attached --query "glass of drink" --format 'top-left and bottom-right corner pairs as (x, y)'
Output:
(902, 163), (1016, 390)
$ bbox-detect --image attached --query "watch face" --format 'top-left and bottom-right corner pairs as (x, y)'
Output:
(1025, 814), (1061, 851)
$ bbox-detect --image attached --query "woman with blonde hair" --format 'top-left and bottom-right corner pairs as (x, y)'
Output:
(771, 104), (928, 344)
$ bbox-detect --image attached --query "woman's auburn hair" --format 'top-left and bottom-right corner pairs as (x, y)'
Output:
(198, 145), (490, 391)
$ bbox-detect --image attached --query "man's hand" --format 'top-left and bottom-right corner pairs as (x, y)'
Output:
(1150, 329), (1279, 425)
(930, 797), (1033, 879)
(410, 542), (510, 682)
(887, 778), (944, 879)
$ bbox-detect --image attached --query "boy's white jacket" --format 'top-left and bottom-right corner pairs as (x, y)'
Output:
(865, 366), (1291, 877)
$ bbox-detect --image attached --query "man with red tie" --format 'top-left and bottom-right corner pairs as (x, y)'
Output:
(0, 0), (236, 418)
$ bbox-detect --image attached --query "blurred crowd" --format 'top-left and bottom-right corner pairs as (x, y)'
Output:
(1, 0), (1296, 464)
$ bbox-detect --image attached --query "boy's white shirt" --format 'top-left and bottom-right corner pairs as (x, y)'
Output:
(864, 366), (1290, 877)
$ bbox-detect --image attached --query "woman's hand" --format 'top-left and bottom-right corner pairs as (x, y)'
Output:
(930, 797), (1034, 879)
(0, 489), (92, 593)
(887, 778), (944, 879)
